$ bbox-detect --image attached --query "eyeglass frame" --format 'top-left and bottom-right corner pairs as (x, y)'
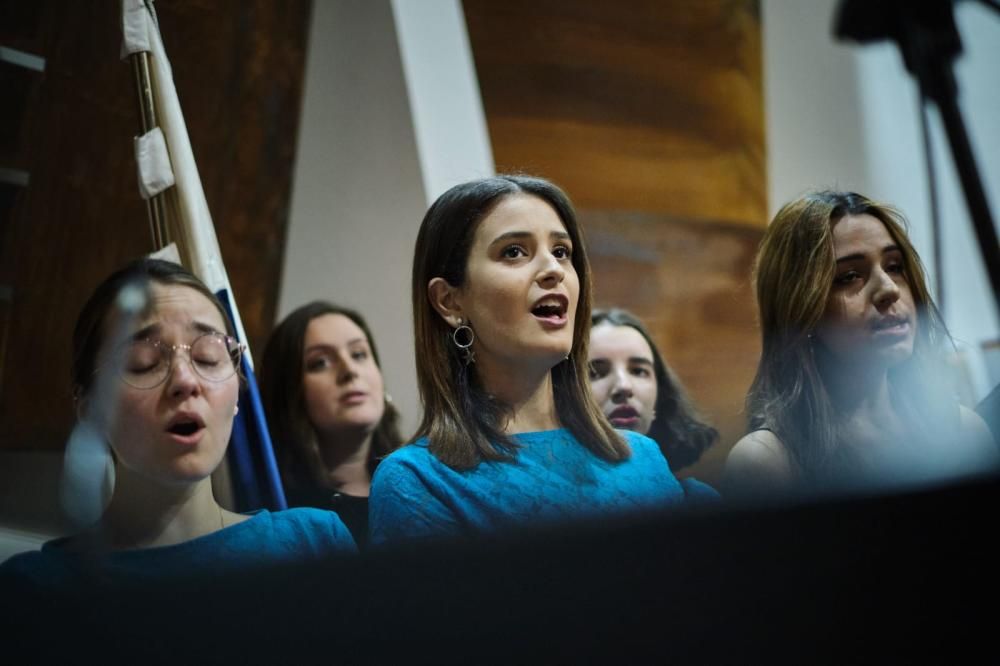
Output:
(100, 331), (246, 390)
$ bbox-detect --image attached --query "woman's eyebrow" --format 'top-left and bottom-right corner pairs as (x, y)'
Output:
(489, 230), (571, 246)
(129, 323), (161, 341)
(303, 344), (331, 355)
(305, 338), (367, 354)
(835, 253), (864, 264)
(489, 230), (531, 246)
(191, 321), (224, 335)
(835, 244), (901, 263)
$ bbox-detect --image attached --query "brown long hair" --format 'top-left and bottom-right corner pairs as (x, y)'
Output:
(747, 190), (952, 479)
(411, 174), (628, 469)
(260, 301), (402, 494)
(591, 308), (718, 470)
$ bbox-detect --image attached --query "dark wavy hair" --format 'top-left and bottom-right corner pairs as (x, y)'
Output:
(259, 301), (402, 494)
(411, 174), (628, 469)
(591, 308), (718, 470)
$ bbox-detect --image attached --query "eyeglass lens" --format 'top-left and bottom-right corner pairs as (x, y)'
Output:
(119, 334), (239, 389)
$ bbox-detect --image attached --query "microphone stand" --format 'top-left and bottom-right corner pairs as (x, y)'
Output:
(836, 0), (1000, 316)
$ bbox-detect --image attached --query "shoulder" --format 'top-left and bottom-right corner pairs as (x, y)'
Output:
(723, 430), (798, 499)
(611, 429), (679, 478)
(380, 437), (432, 464)
(678, 477), (722, 503)
(369, 439), (465, 546)
(618, 429), (661, 457)
(0, 544), (76, 587)
(958, 405), (1000, 468)
(960, 405), (994, 442)
(726, 430), (791, 469)
(255, 508), (357, 553)
(268, 506), (345, 527)
(1, 549), (44, 575)
(372, 439), (443, 489)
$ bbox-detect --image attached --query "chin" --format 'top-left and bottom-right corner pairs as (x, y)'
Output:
(884, 346), (915, 367)
(141, 465), (215, 487)
(342, 419), (381, 432)
(340, 409), (383, 427)
(543, 350), (572, 367)
(167, 451), (227, 484)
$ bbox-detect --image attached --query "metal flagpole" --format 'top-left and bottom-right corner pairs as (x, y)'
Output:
(129, 50), (170, 251)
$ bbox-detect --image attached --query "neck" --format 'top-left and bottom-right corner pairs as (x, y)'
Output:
(98, 469), (225, 550)
(820, 351), (895, 423)
(316, 427), (374, 497)
(477, 354), (561, 434)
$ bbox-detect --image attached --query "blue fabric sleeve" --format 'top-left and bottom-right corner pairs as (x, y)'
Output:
(276, 508), (358, 556)
(369, 451), (462, 546)
(679, 477), (722, 504)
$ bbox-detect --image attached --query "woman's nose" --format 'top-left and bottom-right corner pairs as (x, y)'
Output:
(336, 361), (358, 385)
(871, 267), (901, 309)
(536, 253), (566, 287)
(610, 369), (633, 401)
(165, 353), (201, 398)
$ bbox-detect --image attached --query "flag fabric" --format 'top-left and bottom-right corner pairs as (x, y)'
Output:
(120, 0), (287, 510)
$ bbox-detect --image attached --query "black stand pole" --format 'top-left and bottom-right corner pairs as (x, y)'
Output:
(931, 82), (1000, 314)
(836, 0), (1000, 316)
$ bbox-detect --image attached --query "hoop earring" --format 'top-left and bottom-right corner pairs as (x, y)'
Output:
(452, 319), (476, 366)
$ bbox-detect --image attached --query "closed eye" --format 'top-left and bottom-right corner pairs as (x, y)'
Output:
(127, 361), (162, 374)
(122, 341), (163, 374)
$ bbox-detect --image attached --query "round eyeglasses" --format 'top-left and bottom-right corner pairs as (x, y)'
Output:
(112, 332), (244, 390)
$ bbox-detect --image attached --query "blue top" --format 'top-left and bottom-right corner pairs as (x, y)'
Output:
(369, 428), (717, 545)
(1, 508), (356, 586)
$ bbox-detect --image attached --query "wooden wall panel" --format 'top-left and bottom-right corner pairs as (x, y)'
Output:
(464, 0), (765, 483)
(463, 0), (765, 228)
(584, 211), (760, 479)
(0, 0), (310, 451)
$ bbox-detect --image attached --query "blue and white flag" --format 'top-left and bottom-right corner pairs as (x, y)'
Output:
(120, 0), (286, 510)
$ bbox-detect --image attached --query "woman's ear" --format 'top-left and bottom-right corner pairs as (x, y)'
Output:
(75, 393), (111, 445)
(75, 393), (90, 423)
(427, 277), (465, 328)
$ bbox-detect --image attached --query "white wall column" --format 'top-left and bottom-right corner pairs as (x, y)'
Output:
(391, 0), (494, 203)
(280, 1), (495, 435)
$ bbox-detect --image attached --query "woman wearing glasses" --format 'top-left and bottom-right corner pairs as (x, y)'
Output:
(2, 258), (355, 583)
